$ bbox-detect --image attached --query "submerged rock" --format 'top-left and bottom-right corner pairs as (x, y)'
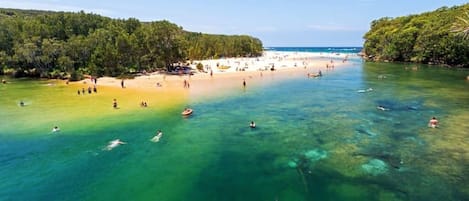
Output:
(355, 126), (378, 137)
(287, 149), (328, 169)
(304, 149), (328, 162)
(361, 159), (388, 176)
(287, 161), (298, 168)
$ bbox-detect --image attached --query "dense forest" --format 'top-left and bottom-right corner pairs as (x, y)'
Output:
(0, 8), (263, 80)
(363, 4), (469, 67)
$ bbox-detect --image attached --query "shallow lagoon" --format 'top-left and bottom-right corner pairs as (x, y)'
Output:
(1, 60), (468, 201)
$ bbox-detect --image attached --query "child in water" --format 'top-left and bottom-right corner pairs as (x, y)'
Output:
(151, 130), (163, 142)
(52, 126), (60, 132)
(428, 117), (439, 128)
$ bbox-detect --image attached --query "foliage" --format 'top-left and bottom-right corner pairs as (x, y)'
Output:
(196, 63), (203, 71)
(451, 11), (469, 40)
(0, 8), (263, 78)
(363, 4), (469, 67)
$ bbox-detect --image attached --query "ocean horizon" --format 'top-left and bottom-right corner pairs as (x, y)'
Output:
(265, 47), (362, 54)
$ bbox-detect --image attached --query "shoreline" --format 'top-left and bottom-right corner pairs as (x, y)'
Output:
(71, 51), (356, 99)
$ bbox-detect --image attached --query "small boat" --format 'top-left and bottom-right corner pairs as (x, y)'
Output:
(182, 108), (193, 116)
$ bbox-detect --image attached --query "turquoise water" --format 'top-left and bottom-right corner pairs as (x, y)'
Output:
(1, 59), (469, 201)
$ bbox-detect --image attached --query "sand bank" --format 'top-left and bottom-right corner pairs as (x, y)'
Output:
(72, 51), (355, 99)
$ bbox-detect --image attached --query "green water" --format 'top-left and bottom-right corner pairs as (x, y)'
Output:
(1, 61), (469, 201)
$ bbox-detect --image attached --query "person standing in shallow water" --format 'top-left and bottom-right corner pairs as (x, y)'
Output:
(250, 121), (256, 128)
(243, 79), (246, 88)
(121, 79), (125, 88)
(428, 116), (439, 128)
(113, 99), (118, 109)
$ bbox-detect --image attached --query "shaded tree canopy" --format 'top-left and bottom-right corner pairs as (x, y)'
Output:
(362, 3), (469, 67)
(0, 8), (263, 79)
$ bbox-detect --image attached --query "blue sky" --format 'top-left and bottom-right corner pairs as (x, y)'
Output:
(0, 0), (467, 47)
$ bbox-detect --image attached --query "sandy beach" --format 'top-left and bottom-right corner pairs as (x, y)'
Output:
(71, 51), (354, 99)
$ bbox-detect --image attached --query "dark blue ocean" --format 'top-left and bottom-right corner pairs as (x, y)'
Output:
(266, 47), (362, 54)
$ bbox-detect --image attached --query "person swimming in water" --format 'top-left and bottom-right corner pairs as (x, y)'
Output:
(250, 121), (256, 128)
(105, 139), (126, 150)
(376, 105), (389, 111)
(151, 130), (163, 142)
(52, 126), (60, 132)
(428, 117), (439, 128)
(357, 88), (373, 93)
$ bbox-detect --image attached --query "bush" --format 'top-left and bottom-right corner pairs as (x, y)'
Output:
(196, 63), (203, 71)
(13, 69), (27, 78)
(69, 70), (83, 81)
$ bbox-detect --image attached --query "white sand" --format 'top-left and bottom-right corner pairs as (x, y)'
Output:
(72, 51), (357, 98)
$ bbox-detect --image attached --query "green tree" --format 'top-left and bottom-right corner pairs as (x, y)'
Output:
(452, 11), (469, 39)
(0, 8), (264, 78)
(363, 3), (469, 67)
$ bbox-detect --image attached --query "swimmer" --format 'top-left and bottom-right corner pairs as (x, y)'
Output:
(376, 105), (389, 111)
(19, 101), (25, 107)
(428, 117), (439, 128)
(250, 121), (256, 128)
(105, 139), (126, 150)
(52, 126), (60, 132)
(357, 88), (373, 93)
(151, 130), (163, 142)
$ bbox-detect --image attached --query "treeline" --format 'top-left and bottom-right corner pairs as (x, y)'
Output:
(363, 4), (469, 67)
(0, 8), (263, 80)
